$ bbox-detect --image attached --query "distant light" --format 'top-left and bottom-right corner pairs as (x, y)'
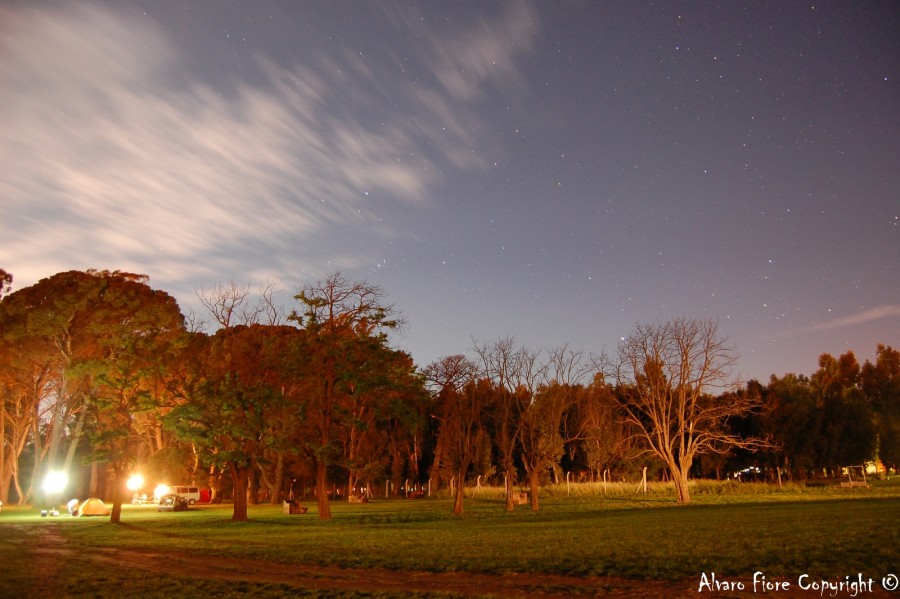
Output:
(42, 471), (68, 494)
(126, 474), (145, 491)
(154, 484), (171, 499)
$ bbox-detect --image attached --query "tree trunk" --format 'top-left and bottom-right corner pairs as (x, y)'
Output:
(89, 462), (101, 497)
(61, 410), (85, 474)
(529, 469), (540, 511)
(207, 464), (223, 503)
(272, 452), (284, 504)
(347, 471), (358, 501)
(672, 467), (691, 504)
(230, 464), (249, 522)
(504, 472), (516, 511)
(247, 467), (259, 506)
(110, 464), (125, 524)
(391, 446), (405, 497)
(46, 375), (70, 469)
(453, 470), (466, 515)
(315, 460), (332, 520)
(29, 399), (42, 506)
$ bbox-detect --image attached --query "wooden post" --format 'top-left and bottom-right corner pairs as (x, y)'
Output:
(566, 471), (571, 496)
(636, 466), (647, 494)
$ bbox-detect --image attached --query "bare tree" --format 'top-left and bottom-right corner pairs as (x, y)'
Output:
(258, 280), (286, 326)
(196, 280), (286, 329)
(473, 337), (534, 511)
(424, 355), (484, 515)
(601, 318), (763, 504)
(519, 345), (589, 511)
(196, 282), (260, 328)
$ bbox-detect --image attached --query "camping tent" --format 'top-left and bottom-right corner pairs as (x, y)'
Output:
(78, 497), (110, 517)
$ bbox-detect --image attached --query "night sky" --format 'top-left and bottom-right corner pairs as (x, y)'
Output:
(2, 1), (898, 382)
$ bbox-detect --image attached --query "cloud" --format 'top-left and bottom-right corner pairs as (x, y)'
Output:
(0, 3), (539, 293)
(427, 2), (540, 101)
(781, 305), (900, 337)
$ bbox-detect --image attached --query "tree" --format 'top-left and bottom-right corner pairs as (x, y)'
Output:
(0, 271), (97, 491)
(812, 352), (876, 473)
(0, 332), (55, 505)
(196, 280), (286, 329)
(601, 318), (763, 504)
(0, 270), (182, 509)
(424, 354), (485, 515)
(288, 272), (402, 520)
(861, 345), (900, 470)
(77, 273), (185, 523)
(0, 269), (12, 300)
(577, 374), (635, 481)
(166, 325), (299, 521)
(339, 342), (423, 499)
(519, 345), (589, 511)
(473, 337), (537, 511)
(762, 374), (814, 480)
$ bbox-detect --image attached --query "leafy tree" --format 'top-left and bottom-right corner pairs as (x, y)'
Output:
(0, 271), (97, 486)
(0, 270), (182, 511)
(381, 369), (430, 496)
(812, 352), (876, 473)
(77, 273), (185, 522)
(0, 332), (56, 504)
(601, 318), (763, 504)
(761, 374), (819, 480)
(166, 325), (299, 521)
(288, 272), (402, 520)
(719, 380), (771, 480)
(861, 345), (900, 470)
(339, 341), (423, 498)
(577, 375), (635, 481)
(0, 269), (12, 300)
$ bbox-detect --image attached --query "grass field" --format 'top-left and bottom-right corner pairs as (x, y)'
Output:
(1, 480), (898, 597)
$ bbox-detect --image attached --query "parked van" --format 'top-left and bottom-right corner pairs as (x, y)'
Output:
(171, 486), (204, 505)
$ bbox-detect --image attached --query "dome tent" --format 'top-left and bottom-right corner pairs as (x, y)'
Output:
(78, 498), (110, 517)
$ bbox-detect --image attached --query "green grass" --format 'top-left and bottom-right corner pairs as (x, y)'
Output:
(1, 479), (898, 597)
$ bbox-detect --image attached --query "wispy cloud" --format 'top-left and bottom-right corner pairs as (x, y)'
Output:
(780, 305), (900, 337)
(0, 2), (539, 291)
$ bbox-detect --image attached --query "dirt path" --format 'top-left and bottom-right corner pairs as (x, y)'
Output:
(18, 524), (898, 598)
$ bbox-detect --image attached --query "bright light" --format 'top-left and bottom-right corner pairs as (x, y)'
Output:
(42, 470), (68, 494)
(154, 484), (170, 499)
(126, 474), (145, 491)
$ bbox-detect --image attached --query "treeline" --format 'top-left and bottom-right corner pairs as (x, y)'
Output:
(0, 269), (897, 522)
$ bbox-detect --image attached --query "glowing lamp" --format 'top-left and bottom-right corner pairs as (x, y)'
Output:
(42, 470), (68, 494)
(126, 474), (145, 491)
